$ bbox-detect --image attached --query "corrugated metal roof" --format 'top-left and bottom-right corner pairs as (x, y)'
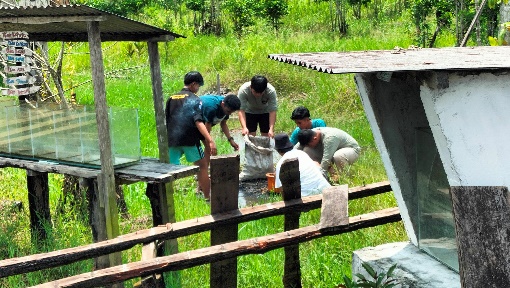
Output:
(268, 46), (510, 74)
(0, 5), (185, 42)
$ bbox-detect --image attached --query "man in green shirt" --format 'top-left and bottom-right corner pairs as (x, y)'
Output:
(296, 127), (361, 177)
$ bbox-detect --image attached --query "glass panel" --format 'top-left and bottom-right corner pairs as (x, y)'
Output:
(109, 107), (140, 167)
(0, 104), (140, 168)
(4, 105), (33, 157)
(0, 98), (18, 154)
(416, 127), (459, 272)
(30, 108), (57, 160)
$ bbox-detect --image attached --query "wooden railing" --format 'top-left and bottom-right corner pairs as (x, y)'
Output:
(0, 156), (400, 288)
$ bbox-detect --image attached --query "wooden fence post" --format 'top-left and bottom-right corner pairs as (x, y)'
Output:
(210, 155), (240, 288)
(26, 169), (50, 241)
(279, 158), (302, 288)
(147, 40), (179, 287)
(451, 186), (510, 287)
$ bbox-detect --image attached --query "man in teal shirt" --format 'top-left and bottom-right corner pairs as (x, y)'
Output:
(289, 106), (326, 145)
(200, 93), (241, 154)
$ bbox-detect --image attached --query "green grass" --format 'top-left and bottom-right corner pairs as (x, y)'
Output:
(0, 2), (443, 287)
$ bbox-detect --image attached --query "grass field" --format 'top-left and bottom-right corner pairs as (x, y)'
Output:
(0, 1), (464, 286)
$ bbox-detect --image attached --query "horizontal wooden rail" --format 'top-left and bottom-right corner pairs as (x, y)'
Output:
(32, 207), (401, 288)
(0, 181), (391, 278)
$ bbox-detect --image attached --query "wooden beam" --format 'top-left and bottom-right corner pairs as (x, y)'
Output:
(347, 180), (391, 199)
(87, 20), (121, 273)
(451, 186), (510, 287)
(0, 181), (393, 277)
(29, 207), (401, 288)
(147, 41), (168, 163)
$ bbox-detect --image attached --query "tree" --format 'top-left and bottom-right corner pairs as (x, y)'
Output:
(263, 0), (289, 31)
(75, 0), (145, 16)
(333, 0), (348, 35)
(348, 0), (371, 19)
(223, 0), (262, 36)
(412, 0), (454, 47)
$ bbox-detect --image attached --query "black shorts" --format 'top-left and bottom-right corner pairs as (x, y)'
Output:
(245, 112), (269, 133)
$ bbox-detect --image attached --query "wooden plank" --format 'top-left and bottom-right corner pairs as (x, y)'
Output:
(210, 155), (239, 288)
(0, 182), (393, 277)
(347, 180), (391, 199)
(0, 156), (100, 179)
(0, 156), (197, 183)
(115, 161), (198, 183)
(141, 242), (157, 261)
(279, 158), (302, 288)
(138, 242), (165, 288)
(450, 186), (510, 287)
(29, 207), (401, 288)
(319, 185), (348, 231)
(87, 20), (122, 279)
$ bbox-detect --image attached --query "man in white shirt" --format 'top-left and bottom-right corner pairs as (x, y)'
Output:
(274, 133), (331, 196)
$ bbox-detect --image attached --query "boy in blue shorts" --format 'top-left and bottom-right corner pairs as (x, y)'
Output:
(165, 71), (216, 200)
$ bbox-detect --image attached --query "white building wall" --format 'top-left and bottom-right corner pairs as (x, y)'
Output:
(421, 72), (510, 187)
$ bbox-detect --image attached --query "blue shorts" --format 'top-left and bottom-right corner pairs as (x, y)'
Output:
(169, 144), (204, 165)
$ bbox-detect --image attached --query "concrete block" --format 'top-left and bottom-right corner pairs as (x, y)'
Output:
(352, 242), (459, 288)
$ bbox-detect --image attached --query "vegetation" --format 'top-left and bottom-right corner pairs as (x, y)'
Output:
(339, 262), (399, 288)
(0, 0), (507, 287)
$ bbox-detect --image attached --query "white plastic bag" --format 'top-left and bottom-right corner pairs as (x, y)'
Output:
(239, 135), (274, 181)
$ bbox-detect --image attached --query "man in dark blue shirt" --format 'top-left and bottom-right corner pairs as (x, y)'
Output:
(165, 71), (216, 200)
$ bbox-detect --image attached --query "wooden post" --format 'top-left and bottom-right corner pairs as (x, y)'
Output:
(451, 186), (510, 287)
(279, 158), (302, 288)
(87, 20), (122, 282)
(26, 169), (50, 241)
(82, 178), (100, 241)
(147, 41), (169, 163)
(210, 155), (239, 288)
(147, 41), (180, 286)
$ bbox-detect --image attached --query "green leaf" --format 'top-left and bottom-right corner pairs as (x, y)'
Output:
(362, 262), (377, 278)
(342, 275), (358, 288)
(355, 273), (368, 281)
(387, 264), (397, 276)
(376, 274), (385, 287)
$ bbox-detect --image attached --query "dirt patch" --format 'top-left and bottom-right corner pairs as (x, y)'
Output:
(238, 179), (272, 207)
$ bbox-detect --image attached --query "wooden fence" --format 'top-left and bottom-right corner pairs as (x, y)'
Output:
(0, 155), (400, 287)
